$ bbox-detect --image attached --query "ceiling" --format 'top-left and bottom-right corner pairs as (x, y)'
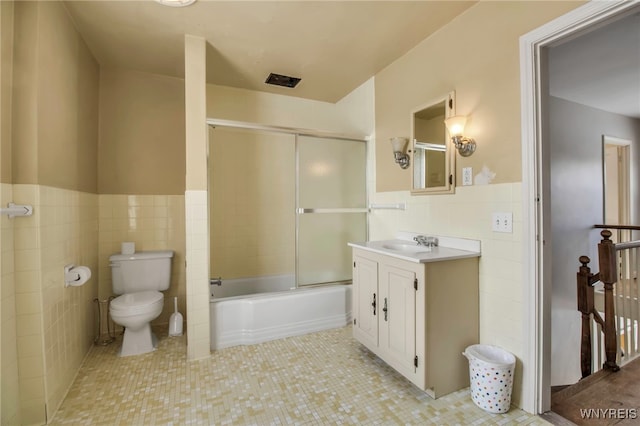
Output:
(548, 10), (640, 119)
(63, 0), (476, 103)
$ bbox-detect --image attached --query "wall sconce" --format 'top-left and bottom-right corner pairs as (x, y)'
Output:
(390, 137), (410, 169)
(444, 115), (476, 157)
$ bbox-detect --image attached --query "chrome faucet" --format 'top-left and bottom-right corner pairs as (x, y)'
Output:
(413, 235), (438, 247)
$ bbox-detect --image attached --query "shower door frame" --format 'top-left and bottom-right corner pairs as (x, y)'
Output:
(206, 118), (370, 288)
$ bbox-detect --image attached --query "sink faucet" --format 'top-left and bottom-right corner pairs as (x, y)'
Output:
(413, 235), (438, 247)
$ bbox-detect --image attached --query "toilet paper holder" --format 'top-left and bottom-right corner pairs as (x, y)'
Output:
(64, 264), (92, 287)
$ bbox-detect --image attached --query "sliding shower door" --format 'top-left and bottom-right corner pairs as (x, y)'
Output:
(296, 135), (367, 286)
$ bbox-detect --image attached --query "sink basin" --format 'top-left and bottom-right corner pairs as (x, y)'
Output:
(382, 243), (432, 254)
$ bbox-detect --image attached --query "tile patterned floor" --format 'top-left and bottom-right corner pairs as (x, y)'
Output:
(50, 326), (549, 425)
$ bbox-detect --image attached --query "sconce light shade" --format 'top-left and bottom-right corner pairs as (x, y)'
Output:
(444, 115), (476, 157)
(390, 137), (408, 153)
(444, 116), (467, 137)
(390, 137), (410, 169)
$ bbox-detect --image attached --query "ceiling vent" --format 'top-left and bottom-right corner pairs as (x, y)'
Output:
(265, 73), (301, 88)
(154, 0), (197, 7)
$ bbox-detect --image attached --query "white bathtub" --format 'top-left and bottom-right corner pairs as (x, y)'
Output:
(209, 276), (352, 350)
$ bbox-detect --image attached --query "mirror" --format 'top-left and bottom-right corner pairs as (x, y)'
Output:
(410, 91), (455, 195)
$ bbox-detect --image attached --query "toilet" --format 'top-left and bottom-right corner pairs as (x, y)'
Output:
(109, 250), (174, 356)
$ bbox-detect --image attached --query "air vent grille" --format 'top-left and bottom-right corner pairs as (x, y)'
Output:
(265, 73), (301, 88)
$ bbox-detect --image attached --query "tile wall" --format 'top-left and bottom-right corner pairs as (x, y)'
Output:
(39, 186), (98, 419)
(10, 184), (99, 423)
(97, 194), (186, 326)
(3, 189), (187, 424)
(1, 183), (20, 425)
(185, 190), (210, 360)
(368, 182), (524, 405)
(12, 184), (46, 425)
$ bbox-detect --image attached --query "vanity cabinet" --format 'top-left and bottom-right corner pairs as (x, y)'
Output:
(352, 247), (479, 398)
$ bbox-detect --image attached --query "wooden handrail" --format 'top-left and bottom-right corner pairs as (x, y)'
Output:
(594, 224), (640, 230)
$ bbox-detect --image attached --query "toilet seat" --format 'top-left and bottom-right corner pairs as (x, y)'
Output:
(111, 291), (163, 316)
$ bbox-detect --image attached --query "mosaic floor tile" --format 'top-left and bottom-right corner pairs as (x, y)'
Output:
(50, 326), (550, 425)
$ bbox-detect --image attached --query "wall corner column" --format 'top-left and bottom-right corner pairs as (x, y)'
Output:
(184, 34), (210, 360)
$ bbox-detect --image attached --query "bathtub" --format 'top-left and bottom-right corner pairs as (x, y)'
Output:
(209, 275), (352, 350)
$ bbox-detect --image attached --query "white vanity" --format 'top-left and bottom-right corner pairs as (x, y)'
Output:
(348, 232), (480, 398)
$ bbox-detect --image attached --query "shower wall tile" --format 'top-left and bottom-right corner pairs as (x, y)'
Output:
(368, 182), (525, 405)
(98, 194), (186, 325)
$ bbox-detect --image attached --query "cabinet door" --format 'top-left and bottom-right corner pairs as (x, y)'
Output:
(352, 255), (379, 348)
(378, 263), (416, 379)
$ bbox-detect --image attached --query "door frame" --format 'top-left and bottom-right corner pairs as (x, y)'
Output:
(602, 135), (632, 228)
(519, 0), (638, 414)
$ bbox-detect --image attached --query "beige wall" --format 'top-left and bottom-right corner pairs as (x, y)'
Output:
(98, 68), (186, 195)
(206, 78), (374, 137)
(368, 0), (584, 407)
(11, 1), (37, 188)
(374, 1), (582, 192)
(12, 1), (99, 193)
(37, 2), (99, 193)
(1, 1), (13, 184)
(6, 2), (101, 423)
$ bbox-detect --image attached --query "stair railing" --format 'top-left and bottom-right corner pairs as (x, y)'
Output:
(578, 227), (640, 378)
(596, 230), (621, 373)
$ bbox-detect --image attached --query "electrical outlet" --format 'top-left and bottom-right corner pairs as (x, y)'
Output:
(462, 167), (473, 186)
(492, 212), (513, 233)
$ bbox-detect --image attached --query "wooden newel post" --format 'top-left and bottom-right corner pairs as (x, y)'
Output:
(597, 230), (620, 372)
(577, 256), (593, 378)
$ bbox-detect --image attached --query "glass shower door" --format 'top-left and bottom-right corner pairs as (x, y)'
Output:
(296, 135), (367, 286)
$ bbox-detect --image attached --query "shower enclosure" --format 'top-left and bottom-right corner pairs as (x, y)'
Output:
(207, 121), (367, 292)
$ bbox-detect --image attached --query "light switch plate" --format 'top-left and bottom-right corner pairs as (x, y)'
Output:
(462, 167), (473, 186)
(492, 212), (513, 233)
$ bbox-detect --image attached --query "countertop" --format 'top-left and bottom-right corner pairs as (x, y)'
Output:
(348, 233), (481, 264)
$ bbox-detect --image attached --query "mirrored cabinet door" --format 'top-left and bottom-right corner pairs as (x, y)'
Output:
(410, 91), (455, 195)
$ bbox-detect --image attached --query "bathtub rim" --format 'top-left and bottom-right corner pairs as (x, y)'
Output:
(210, 281), (352, 303)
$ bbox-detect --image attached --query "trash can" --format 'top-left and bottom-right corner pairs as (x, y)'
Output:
(463, 344), (516, 414)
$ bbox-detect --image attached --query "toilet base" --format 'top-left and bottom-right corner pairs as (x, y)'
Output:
(118, 323), (158, 357)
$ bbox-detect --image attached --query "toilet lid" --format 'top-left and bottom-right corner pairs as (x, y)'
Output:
(111, 291), (163, 311)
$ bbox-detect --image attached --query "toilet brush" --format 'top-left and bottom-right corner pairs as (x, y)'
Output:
(169, 297), (183, 337)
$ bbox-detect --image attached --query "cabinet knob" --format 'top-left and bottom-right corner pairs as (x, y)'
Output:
(383, 297), (388, 321)
(372, 293), (376, 315)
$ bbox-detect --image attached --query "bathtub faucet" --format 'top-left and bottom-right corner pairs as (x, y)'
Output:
(210, 277), (222, 286)
(413, 235), (438, 247)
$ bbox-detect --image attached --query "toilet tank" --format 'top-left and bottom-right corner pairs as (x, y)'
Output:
(110, 250), (174, 295)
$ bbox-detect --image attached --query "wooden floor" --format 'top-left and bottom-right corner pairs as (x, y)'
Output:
(549, 357), (640, 425)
